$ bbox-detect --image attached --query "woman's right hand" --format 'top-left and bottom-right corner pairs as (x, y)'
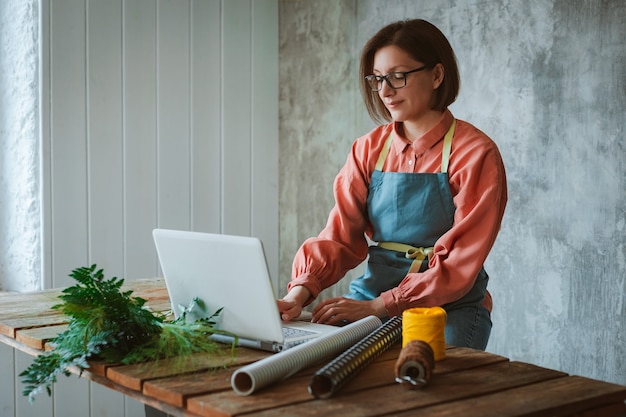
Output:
(277, 285), (311, 321)
(276, 299), (303, 321)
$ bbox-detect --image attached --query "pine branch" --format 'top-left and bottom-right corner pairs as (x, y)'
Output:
(20, 265), (232, 403)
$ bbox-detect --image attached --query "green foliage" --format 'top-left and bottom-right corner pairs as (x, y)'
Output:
(20, 265), (233, 403)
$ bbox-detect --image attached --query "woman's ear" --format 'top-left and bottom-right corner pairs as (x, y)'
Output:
(432, 63), (445, 90)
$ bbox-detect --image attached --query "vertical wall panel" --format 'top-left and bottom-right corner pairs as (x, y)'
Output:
(90, 385), (128, 417)
(0, 343), (15, 416)
(123, 0), (159, 280)
(222, 0), (252, 235)
(49, 0), (89, 289)
(15, 350), (53, 417)
(124, 398), (145, 417)
(53, 376), (89, 417)
(156, 0), (191, 230)
(87, 0), (124, 274)
(191, 0), (222, 233)
(86, 1), (128, 415)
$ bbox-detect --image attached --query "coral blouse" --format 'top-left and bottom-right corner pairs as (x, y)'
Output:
(288, 110), (507, 317)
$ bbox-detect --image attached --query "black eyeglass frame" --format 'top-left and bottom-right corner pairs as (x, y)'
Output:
(365, 66), (428, 91)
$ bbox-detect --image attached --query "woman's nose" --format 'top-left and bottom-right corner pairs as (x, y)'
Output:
(379, 80), (395, 96)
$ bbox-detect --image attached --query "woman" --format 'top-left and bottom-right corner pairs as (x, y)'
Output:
(277, 19), (507, 350)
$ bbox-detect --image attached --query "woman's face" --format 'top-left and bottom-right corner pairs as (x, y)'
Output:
(372, 45), (442, 123)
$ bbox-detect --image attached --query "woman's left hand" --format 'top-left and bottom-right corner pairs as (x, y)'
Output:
(311, 296), (387, 325)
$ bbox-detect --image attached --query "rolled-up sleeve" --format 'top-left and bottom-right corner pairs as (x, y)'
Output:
(288, 125), (392, 303)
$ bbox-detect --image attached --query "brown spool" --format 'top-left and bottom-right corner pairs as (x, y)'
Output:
(394, 340), (435, 388)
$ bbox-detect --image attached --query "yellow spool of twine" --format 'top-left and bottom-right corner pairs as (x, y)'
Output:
(401, 307), (447, 361)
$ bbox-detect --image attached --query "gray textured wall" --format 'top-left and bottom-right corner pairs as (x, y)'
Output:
(278, 0), (625, 385)
(0, 0), (41, 292)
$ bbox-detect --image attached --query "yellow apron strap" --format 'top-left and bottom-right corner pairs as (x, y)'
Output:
(378, 242), (434, 274)
(375, 132), (394, 171)
(440, 119), (456, 173)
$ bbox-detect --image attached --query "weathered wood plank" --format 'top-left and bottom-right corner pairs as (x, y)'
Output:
(0, 312), (68, 338)
(142, 368), (235, 408)
(86, 359), (124, 377)
(188, 372), (313, 417)
(107, 347), (269, 391)
(142, 355), (326, 409)
(433, 346), (510, 373)
(16, 324), (68, 350)
(390, 375), (626, 417)
(574, 402), (626, 417)
(0, 288), (62, 303)
(0, 291), (62, 324)
(327, 344), (510, 396)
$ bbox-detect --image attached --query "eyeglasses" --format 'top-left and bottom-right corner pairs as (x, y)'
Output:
(364, 66), (428, 91)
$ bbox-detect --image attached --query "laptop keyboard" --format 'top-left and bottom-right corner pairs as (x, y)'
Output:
(282, 326), (316, 338)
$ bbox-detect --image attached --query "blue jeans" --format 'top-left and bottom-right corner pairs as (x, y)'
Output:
(444, 306), (492, 350)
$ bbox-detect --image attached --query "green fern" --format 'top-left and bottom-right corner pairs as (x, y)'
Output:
(20, 265), (234, 402)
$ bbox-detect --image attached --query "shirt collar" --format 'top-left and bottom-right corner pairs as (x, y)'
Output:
(391, 109), (454, 155)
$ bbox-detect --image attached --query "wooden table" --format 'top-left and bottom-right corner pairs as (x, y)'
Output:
(1, 278), (625, 417)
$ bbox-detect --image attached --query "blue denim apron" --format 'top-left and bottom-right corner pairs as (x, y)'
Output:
(346, 120), (488, 312)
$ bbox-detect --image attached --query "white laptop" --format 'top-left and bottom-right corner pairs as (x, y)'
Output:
(152, 228), (338, 352)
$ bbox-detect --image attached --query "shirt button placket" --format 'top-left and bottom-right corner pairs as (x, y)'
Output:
(408, 155), (416, 172)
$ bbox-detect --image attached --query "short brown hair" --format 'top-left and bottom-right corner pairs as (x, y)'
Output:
(360, 19), (460, 124)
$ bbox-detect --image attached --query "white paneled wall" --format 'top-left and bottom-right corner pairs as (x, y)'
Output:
(4, 0), (278, 416)
(42, 0), (279, 287)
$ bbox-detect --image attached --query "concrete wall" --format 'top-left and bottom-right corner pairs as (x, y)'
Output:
(0, 0), (41, 292)
(278, 0), (625, 385)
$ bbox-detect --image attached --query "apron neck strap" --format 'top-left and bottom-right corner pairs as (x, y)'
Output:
(440, 119), (456, 173)
(375, 132), (394, 171)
